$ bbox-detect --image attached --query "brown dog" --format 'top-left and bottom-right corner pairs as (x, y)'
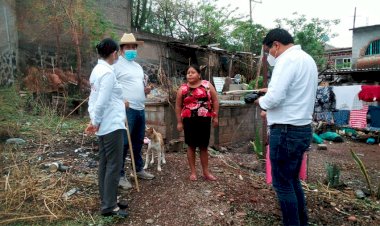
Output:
(144, 127), (166, 171)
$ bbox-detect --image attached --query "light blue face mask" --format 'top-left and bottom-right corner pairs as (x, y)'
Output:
(124, 50), (137, 61)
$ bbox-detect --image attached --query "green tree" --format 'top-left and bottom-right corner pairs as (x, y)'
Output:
(142, 0), (176, 37)
(275, 12), (340, 69)
(134, 0), (241, 48)
(229, 21), (268, 54)
(132, 0), (153, 29)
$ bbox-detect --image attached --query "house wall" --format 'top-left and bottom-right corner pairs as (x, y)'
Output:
(0, 0), (17, 86)
(352, 25), (380, 68)
(324, 49), (352, 69)
(97, 0), (131, 33)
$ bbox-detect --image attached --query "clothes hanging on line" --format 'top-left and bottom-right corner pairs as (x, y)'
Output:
(368, 105), (380, 128)
(333, 110), (350, 126)
(333, 85), (363, 110)
(349, 105), (369, 129)
(358, 85), (380, 102)
(314, 86), (336, 113)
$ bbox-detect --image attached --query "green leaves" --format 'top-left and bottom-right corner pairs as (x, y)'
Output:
(275, 12), (340, 70)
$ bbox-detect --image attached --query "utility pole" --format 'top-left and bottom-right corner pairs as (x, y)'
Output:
(353, 7), (356, 29)
(249, 0), (252, 24)
(249, 0), (263, 25)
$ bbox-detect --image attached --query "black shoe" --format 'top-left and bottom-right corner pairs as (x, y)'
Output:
(117, 200), (129, 209)
(102, 207), (128, 218)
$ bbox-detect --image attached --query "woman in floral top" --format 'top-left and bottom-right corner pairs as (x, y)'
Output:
(175, 64), (219, 181)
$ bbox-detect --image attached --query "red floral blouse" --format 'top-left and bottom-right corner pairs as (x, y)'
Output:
(180, 80), (216, 118)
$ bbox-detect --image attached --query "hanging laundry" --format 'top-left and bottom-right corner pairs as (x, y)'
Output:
(333, 85), (363, 110)
(314, 86), (336, 113)
(368, 105), (380, 128)
(333, 110), (350, 126)
(358, 85), (380, 102)
(314, 112), (334, 124)
(349, 105), (369, 129)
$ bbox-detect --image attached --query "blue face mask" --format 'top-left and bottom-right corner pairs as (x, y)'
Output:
(124, 50), (137, 61)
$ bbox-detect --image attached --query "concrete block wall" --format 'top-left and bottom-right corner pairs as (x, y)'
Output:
(211, 103), (258, 147)
(145, 100), (263, 148)
(145, 101), (179, 143)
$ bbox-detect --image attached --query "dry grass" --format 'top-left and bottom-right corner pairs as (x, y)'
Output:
(0, 143), (99, 225)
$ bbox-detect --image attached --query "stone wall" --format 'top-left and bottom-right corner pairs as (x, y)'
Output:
(15, 0), (131, 77)
(0, 0), (17, 86)
(96, 0), (131, 33)
(145, 100), (263, 150)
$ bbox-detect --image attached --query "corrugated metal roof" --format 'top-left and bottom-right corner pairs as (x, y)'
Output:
(321, 67), (380, 75)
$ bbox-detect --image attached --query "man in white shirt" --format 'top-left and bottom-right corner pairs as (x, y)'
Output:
(255, 28), (318, 226)
(114, 33), (154, 190)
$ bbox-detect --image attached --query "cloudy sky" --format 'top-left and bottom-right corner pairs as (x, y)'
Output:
(216, 0), (380, 48)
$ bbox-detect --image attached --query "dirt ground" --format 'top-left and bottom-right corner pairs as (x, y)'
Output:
(97, 139), (380, 225)
(2, 134), (379, 225)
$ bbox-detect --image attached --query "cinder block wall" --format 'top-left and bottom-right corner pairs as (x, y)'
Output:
(210, 103), (258, 147)
(145, 101), (262, 148)
(145, 102), (179, 143)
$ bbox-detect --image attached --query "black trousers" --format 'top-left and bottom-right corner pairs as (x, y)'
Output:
(98, 129), (124, 214)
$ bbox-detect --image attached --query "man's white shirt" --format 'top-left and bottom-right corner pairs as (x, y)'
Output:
(259, 45), (318, 126)
(114, 56), (146, 110)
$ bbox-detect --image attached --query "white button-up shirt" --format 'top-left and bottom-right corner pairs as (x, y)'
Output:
(88, 59), (126, 136)
(259, 45), (318, 126)
(114, 56), (146, 110)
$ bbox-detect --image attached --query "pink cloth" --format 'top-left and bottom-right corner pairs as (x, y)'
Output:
(349, 105), (369, 129)
(144, 137), (150, 144)
(266, 145), (307, 184)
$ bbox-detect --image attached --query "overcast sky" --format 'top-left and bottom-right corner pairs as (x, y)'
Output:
(216, 0), (380, 48)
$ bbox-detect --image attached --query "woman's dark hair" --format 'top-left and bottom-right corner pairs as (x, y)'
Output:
(186, 64), (201, 74)
(185, 64), (202, 79)
(262, 28), (294, 47)
(96, 38), (119, 59)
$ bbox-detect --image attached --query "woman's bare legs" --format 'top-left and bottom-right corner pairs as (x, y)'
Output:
(200, 146), (216, 181)
(187, 146), (197, 180)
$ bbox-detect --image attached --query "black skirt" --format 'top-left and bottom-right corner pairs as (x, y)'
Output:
(183, 117), (211, 148)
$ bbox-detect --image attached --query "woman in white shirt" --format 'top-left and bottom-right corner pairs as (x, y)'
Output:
(85, 38), (128, 217)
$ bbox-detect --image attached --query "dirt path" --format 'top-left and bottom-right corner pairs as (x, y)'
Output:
(2, 137), (379, 225)
(117, 153), (280, 225)
(111, 141), (380, 225)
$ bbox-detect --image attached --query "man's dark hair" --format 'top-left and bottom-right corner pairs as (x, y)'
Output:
(96, 38), (119, 58)
(262, 28), (294, 47)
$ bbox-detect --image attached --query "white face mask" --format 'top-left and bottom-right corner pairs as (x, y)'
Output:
(267, 53), (276, 66)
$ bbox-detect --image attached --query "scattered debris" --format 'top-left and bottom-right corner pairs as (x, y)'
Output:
(317, 144), (328, 150)
(355, 189), (366, 199)
(62, 188), (79, 200)
(348, 215), (358, 222)
(5, 138), (26, 145)
(145, 219), (154, 224)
